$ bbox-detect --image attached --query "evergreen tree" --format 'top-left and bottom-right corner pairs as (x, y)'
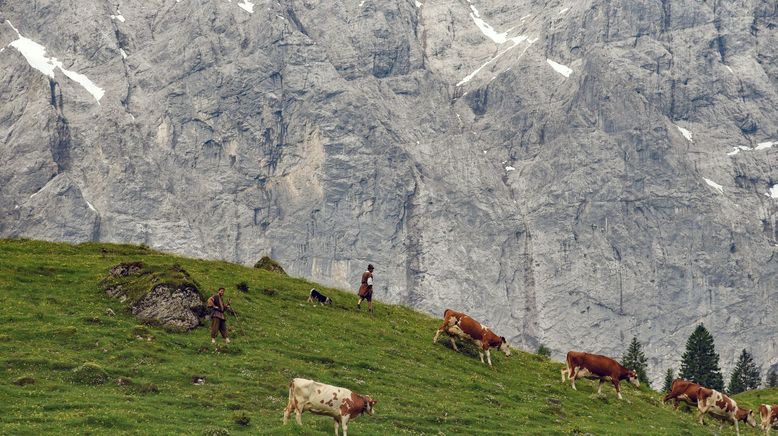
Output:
(622, 336), (650, 386)
(767, 367), (778, 388)
(679, 324), (724, 390)
(662, 368), (675, 393)
(728, 349), (761, 394)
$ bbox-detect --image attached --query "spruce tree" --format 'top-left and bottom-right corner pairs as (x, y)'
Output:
(728, 349), (761, 394)
(766, 367), (777, 388)
(622, 336), (650, 386)
(662, 368), (675, 393)
(679, 324), (724, 390)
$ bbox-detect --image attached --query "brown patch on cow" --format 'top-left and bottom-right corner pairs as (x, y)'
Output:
(320, 400), (325, 404)
(339, 398), (354, 417)
(317, 389), (321, 394)
(340, 392), (367, 419)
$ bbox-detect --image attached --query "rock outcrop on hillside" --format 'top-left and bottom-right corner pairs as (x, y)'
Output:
(1, 1), (776, 382)
(104, 262), (205, 330)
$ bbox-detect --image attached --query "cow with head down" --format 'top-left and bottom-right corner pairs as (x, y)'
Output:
(696, 387), (751, 436)
(563, 351), (640, 400)
(761, 404), (778, 435)
(283, 378), (376, 436)
(432, 309), (511, 367)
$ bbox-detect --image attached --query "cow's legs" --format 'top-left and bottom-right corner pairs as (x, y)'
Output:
(341, 415), (350, 436)
(597, 379), (605, 395)
(295, 405), (303, 425)
(613, 380), (623, 400)
(734, 417), (740, 436)
(697, 399), (708, 425)
(449, 337), (460, 352)
(485, 349), (493, 367)
(333, 417), (340, 436)
(570, 367), (580, 390)
(561, 367), (567, 383)
(433, 329), (442, 343)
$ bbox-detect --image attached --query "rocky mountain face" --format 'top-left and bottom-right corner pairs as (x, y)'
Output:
(1, 0), (776, 383)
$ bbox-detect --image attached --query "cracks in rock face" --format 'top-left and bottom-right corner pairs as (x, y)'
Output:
(104, 0), (134, 114)
(285, 3), (309, 37)
(48, 79), (71, 174)
(660, 0), (671, 34)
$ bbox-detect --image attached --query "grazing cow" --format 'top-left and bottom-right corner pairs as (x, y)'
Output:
(432, 309), (511, 367)
(662, 378), (704, 409)
(283, 378), (376, 436)
(735, 407), (758, 428)
(696, 387), (742, 436)
(761, 404), (778, 435)
(563, 351), (639, 400)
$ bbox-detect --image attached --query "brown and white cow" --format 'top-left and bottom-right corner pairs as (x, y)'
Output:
(696, 387), (743, 436)
(283, 378), (376, 436)
(563, 351), (640, 400)
(662, 378), (704, 409)
(432, 309), (511, 367)
(761, 404), (778, 435)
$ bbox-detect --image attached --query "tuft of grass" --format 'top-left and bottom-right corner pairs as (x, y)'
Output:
(13, 376), (36, 386)
(253, 256), (287, 275)
(232, 411), (250, 426)
(71, 362), (109, 385)
(202, 426), (229, 436)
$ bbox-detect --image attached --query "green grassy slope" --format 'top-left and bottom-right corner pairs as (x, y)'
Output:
(0, 239), (748, 435)
(734, 388), (778, 411)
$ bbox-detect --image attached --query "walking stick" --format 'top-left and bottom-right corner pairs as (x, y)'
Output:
(228, 298), (244, 339)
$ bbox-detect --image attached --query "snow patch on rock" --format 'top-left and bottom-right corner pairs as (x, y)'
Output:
(704, 178), (724, 194)
(546, 59), (572, 77)
(5, 20), (104, 102)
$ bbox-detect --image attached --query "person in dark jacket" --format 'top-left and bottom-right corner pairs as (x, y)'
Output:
(207, 288), (230, 344)
(356, 264), (374, 314)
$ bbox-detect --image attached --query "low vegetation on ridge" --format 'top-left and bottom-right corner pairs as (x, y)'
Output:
(1, 239), (775, 434)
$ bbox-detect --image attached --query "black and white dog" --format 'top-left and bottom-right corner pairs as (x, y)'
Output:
(307, 288), (332, 305)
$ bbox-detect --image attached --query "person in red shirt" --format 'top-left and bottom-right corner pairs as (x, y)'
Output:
(356, 264), (375, 314)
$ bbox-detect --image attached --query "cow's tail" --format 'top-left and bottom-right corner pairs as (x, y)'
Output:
(283, 381), (295, 424)
(565, 352), (574, 379)
(286, 381), (296, 410)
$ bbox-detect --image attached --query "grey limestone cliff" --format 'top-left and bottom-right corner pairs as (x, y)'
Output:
(1, 0), (776, 383)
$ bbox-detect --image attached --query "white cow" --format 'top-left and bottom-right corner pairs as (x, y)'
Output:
(283, 378), (376, 436)
(697, 388), (742, 436)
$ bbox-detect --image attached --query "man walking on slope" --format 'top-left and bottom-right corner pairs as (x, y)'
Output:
(207, 287), (230, 344)
(356, 264), (375, 314)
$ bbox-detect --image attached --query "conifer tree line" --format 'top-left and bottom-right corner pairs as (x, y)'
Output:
(636, 324), (771, 394)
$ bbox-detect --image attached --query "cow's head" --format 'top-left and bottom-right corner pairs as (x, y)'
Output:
(499, 337), (511, 357)
(737, 408), (757, 427)
(325, 297), (333, 305)
(363, 396), (377, 415)
(627, 369), (640, 388)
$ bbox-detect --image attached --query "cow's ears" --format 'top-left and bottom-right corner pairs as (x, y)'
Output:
(500, 336), (506, 343)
